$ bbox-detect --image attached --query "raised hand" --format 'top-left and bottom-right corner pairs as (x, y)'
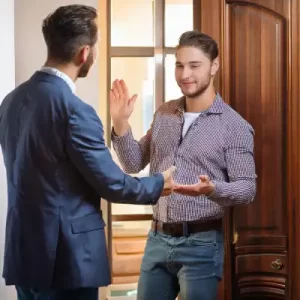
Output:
(174, 175), (215, 197)
(110, 79), (137, 136)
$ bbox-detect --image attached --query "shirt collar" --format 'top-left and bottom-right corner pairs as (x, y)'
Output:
(176, 93), (225, 114)
(40, 66), (76, 93)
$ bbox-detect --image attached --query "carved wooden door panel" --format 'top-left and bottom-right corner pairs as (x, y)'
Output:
(194, 0), (300, 299)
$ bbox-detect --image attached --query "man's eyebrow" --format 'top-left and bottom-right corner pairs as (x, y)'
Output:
(189, 61), (203, 64)
(175, 61), (203, 65)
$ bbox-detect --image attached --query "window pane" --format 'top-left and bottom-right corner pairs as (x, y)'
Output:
(165, 0), (193, 47)
(111, 57), (155, 138)
(111, 0), (154, 46)
(110, 57), (154, 215)
(165, 54), (182, 101)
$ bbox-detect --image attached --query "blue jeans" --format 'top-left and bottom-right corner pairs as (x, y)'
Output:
(15, 286), (98, 300)
(137, 229), (224, 300)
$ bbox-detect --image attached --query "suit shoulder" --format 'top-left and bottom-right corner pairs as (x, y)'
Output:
(0, 80), (29, 113)
(68, 95), (97, 116)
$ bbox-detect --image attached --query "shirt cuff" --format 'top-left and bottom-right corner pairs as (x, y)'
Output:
(111, 127), (133, 147)
(207, 181), (220, 199)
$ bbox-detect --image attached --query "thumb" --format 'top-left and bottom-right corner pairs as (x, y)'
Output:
(162, 166), (176, 181)
(199, 175), (210, 182)
(129, 94), (138, 106)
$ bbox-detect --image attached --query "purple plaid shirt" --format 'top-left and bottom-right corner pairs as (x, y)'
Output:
(111, 94), (257, 222)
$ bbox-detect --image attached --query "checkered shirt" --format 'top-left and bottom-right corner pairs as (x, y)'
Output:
(111, 94), (257, 222)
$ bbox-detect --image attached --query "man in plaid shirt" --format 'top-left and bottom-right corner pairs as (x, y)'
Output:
(110, 31), (257, 300)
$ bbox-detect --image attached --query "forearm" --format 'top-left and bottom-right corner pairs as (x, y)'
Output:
(111, 126), (150, 173)
(106, 173), (164, 205)
(209, 179), (256, 207)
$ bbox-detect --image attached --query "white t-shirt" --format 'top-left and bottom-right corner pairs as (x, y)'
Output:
(182, 112), (201, 138)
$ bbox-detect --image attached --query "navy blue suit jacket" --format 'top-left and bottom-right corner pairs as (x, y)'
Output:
(0, 71), (164, 289)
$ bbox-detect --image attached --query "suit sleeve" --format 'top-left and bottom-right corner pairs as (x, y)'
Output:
(66, 105), (164, 205)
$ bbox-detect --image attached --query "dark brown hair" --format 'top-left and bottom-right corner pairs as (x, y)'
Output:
(42, 5), (98, 63)
(177, 30), (219, 61)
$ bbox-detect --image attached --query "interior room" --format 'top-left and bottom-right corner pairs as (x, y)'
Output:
(0, 0), (300, 299)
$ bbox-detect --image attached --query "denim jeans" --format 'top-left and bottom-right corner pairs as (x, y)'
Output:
(137, 229), (224, 300)
(15, 286), (98, 300)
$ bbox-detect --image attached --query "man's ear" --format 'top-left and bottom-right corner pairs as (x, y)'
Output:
(77, 45), (90, 65)
(211, 57), (219, 76)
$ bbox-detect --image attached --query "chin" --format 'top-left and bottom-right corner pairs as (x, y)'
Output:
(182, 90), (197, 97)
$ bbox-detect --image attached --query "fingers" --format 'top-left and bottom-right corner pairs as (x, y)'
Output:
(111, 79), (136, 106)
(109, 90), (116, 107)
(173, 184), (198, 196)
(161, 167), (176, 197)
(115, 80), (124, 100)
(120, 79), (129, 99)
(111, 81), (119, 101)
(162, 166), (176, 180)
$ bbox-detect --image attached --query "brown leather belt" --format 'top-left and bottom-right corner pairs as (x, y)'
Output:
(151, 218), (222, 237)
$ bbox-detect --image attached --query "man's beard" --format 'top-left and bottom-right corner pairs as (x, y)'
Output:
(181, 73), (212, 99)
(78, 52), (94, 78)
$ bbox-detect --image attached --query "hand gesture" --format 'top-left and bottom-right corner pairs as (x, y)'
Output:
(109, 79), (137, 123)
(161, 166), (176, 197)
(174, 175), (215, 197)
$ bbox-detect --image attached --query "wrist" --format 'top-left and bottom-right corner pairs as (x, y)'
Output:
(206, 181), (215, 197)
(112, 119), (130, 136)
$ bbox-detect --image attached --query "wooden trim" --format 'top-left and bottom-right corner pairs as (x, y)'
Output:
(98, 0), (110, 253)
(98, 2), (109, 137)
(105, 0), (113, 278)
(164, 47), (176, 55)
(98, 0), (111, 297)
(112, 228), (150, 238)
(154, 0), (165, 108)
(111, 47), (154, 57)
(193, 0), (202, 30)
(112, 214), (153, 222)
(287, 0), (300, 298)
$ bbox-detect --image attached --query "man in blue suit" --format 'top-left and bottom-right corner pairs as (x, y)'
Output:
(0, 5), (175, 300)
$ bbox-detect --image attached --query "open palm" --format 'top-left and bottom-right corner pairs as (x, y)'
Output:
(109, 79), (137, 122)
(174, 175), (215, 196)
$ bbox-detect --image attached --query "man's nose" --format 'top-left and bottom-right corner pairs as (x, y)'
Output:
(181, 67), (191, 79)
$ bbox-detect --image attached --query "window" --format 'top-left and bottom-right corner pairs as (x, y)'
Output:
(105, 0), (193, 286)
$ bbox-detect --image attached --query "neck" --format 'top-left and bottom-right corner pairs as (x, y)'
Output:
(44, 59), (78, 82)
(185, 86), (216, 112)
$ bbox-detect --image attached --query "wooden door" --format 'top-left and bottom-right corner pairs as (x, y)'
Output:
(194, 0), (300, 299)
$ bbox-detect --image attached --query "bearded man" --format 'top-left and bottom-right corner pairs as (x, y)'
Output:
(110, 30), (257, 300)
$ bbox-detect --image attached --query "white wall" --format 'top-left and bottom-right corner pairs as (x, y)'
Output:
(0, 0), (16, 299)
(15, 0), (100, 110)
(0, 1), (100, 299)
